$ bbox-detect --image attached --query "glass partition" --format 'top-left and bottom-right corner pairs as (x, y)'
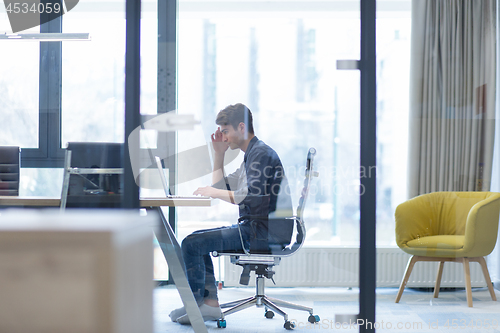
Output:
(175, 0), (362, 328)
(377, 1), (500, 332)
(176, 0), (361, 247)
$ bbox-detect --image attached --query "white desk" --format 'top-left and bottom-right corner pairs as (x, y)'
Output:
(0, 196), (61, 207)
(0, 196), (212, 208)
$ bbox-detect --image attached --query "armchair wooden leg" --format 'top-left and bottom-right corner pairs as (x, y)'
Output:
(395, 255), (418, 303)
(433, 261), (445, 299)
(462, 258), (473, 307)
(477, 257), (497, 301)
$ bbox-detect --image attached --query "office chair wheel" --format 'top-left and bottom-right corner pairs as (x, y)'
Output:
(265, 310), (275, 319)
(308, 315), (320, 323)
(284, 321), (295, 330)
(217, 319), (226, 328)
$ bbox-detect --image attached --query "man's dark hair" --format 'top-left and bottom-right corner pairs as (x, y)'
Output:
(216, 103), (254, 134)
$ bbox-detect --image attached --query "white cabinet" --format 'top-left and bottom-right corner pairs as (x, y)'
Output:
(0, 209), (155, 333)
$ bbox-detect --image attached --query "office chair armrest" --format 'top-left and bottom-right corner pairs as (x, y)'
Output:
(281, 216), (306, 256)
(235, 215), (268, 256)
(237, 215), (268, 222)
(236, 218), (252, 256)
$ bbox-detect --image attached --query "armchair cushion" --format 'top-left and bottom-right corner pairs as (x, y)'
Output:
(405, 235), (464, 257)
(406, 235), (464, 249)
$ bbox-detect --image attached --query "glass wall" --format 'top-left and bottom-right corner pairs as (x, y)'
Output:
(3, 0), (500, 331)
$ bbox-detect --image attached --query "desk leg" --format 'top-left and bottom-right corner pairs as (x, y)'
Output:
(153, 207), (208, 333)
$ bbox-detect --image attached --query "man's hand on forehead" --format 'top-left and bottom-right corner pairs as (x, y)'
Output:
(212, 127), (229, 154)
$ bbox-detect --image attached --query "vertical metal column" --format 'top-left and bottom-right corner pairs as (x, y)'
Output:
(158, 0), (178, 284)
(359, 0), (376, 332)
(123, 0), (141, 209)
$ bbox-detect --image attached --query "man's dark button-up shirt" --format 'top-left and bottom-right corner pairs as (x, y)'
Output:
(212, 136), (293, 220)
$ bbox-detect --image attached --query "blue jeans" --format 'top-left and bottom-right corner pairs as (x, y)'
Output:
(181, 224), (251, 303)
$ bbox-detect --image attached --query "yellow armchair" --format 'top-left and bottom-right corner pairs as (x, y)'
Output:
(394, 191), (500, 307)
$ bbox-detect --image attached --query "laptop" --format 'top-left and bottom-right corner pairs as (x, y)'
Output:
(154, 156), (209, 199)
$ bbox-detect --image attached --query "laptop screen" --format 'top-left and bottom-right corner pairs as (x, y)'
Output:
(154, 156), (170, 197)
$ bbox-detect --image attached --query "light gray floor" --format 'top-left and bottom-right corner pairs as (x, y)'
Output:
(154, 285), (500, 333)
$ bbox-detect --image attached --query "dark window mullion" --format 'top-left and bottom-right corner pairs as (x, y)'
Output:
(21, 0), (64, 168)
(46, 38), (64, 160)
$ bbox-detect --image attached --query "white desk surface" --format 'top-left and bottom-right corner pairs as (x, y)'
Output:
(0, 196), (212, 207)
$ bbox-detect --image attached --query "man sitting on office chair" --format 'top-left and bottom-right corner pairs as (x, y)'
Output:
(170, 103), (293, 324)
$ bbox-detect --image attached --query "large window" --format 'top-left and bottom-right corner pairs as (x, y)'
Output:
(176, 1), (411, 247)
(61, 8), (126, 146)
(61, 0), (159, 146)
(0, 1), (159, 196)
(0, 11), (39, 148)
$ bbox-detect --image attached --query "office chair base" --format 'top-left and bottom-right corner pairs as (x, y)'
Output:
(221, 294), (314, 319)
(220, 293), (319, 330)
(219, 275), (319, 329)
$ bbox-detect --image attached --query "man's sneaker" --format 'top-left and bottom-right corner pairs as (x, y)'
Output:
(176, 304), (222, 325)
(169, 306), (187, 322)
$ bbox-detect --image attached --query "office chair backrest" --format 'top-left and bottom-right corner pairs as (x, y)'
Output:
(269, 147), (317, 256)
(67, 142), (123, 168)
(64, 142), (123, 208)
(0, 146), (20, 196)
(297, 147), (317, 220)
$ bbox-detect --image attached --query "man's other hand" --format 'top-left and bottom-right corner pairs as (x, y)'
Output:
(193, 186), (217, 198)
(193, 187), (235, 204)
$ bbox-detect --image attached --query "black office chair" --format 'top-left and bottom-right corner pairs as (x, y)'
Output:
(0, 146), (20, 196)
(60, 142), (123, 209)
(213, 148), (320, 330)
